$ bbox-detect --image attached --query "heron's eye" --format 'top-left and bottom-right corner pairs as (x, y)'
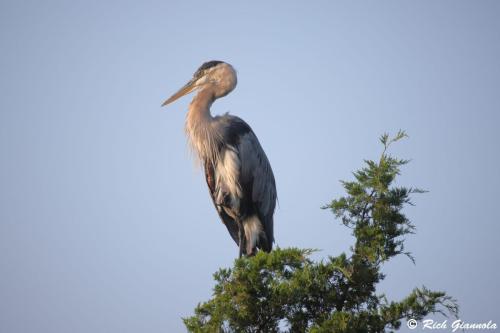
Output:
(194, 70), (207, 80)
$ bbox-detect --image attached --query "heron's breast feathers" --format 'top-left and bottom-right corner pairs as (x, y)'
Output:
(214, 145), (242, 213)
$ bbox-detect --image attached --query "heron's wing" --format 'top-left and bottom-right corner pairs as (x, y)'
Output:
(233, 121), (277, 248)
(204, 160), (240, 246)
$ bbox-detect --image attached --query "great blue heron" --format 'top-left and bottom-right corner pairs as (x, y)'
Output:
(162, 61), (277, 257)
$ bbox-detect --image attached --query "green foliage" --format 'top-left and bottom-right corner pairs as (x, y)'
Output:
(184, 131), (458, 332)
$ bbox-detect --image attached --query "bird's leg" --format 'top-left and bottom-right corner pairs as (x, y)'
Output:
(238, 230), (244, 258)
(237, 220), (246, 258)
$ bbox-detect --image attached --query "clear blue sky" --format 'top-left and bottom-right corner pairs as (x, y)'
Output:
(1, 1), (499, 332)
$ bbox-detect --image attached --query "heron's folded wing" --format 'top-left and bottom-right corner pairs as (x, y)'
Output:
(238, 130), (277, 245)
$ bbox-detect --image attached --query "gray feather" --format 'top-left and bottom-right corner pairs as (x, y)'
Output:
(238, 130), (276, 245)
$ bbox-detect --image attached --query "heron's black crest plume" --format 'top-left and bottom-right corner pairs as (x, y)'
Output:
(193, 60), (224, 78)
(199, 60), (224, 71)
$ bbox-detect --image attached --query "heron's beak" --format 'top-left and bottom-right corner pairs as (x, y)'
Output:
(161, 78), (197, 107)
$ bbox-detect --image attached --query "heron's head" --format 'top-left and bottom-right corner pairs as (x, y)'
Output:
(162, 61), (237, 107)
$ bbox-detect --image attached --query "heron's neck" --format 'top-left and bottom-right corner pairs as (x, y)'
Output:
(185, 88), (220, 162)
(187, 88), (215, 122)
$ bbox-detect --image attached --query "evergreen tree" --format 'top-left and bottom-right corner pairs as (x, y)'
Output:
(184, 131), (458, 332)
